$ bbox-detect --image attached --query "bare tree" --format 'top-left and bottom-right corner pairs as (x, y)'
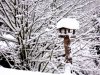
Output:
(0, 0), (99, 74)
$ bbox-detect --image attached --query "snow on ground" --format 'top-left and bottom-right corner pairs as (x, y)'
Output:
(0, 34), (15, 49)
(3, 34), (15, 40)
(0, 66), (74, 75)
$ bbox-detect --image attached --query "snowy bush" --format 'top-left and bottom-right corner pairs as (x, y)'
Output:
(0, 0), (100, 75)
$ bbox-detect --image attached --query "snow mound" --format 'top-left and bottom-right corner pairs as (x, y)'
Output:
(0, 67), (54, 75)
(0, 66), (74, 75)
(57, 18), (79, 29)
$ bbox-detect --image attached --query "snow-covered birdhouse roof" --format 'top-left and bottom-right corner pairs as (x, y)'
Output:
(57, 18), (79, 29)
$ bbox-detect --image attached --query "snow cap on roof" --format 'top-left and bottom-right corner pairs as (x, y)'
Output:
(57, 18), (79, 29)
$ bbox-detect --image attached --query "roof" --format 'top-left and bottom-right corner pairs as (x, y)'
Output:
(57, 18), (79, 29)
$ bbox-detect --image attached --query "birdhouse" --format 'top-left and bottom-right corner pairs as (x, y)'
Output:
(57, 18), (79, 38)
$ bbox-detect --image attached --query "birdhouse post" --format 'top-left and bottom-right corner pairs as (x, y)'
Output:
(57, 18), (79, 63)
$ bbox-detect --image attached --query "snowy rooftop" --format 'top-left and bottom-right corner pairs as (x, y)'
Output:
(57, 18), (79, 29)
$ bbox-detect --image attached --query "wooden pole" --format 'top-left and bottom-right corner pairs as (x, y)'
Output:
(64, 35), (72, 64)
